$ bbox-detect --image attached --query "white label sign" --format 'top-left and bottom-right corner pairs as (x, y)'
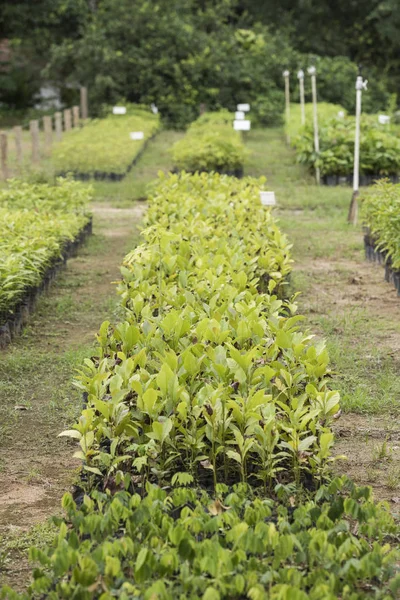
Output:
(130, 131), (145, 140)
(151, 103), (158, 115)
(235, 111), (245, 120)
(113, 106), (127, 115)
(233, 119), (251, 131)
(260, 191), (276, 206)
(237, 104), (250, 112)
(378, 114), (390, 124)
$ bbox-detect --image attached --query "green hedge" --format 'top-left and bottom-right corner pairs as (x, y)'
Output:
(52, 105), (160, 176)
(171, 111), (248, 173)
(0, 178), (92, 324)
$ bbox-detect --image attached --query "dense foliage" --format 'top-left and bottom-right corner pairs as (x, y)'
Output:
(2, 173), (400, 599)
(0, 178), (92, 325)
(171, 111), (247, 173)
(288, 103), (400, 180)
(361, 180), (400, 272)
(52, 105), (160, 177)
(2, 477), (399, 599)
(1, 1), (395, 127)
(57, 172), (341, 493)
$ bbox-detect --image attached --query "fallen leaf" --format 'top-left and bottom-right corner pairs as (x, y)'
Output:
(14, 405), (28, 411)
(200, 459), (214, 470)
(208, 499), (231, 515)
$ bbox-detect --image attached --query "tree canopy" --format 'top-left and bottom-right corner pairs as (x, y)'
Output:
(0, 0), (399, 124)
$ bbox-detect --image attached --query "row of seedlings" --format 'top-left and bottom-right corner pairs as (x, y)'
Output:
(361, 179), (400, 294)
(53, 105), (160, 181)
(0, 178), (92, 345)
(287, 103), (400, 185)
(171, 111), (248, 176)
(4, 173), (399, 599)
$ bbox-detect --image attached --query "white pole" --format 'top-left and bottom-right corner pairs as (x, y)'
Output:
(297, 70), (305, 126)
(308, 66), (320, 185)
(283, 70), (290, 143)
(348, 74), (368, 225)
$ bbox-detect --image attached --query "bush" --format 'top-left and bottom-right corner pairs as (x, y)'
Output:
(171, 111), (248, 173)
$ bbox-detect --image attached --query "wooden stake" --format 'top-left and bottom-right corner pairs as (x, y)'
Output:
(14, 126), (23, 166)
(43, 115), (53, 155)
(0, 132), (8, 180)
(72, 105), (80, 128)
(55, 112), (63, 142)
(30, 120), (40, 163)
(64, 109), (72, 131)
(80, 87), (88, 120)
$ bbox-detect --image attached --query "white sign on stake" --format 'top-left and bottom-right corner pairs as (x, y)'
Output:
(237, 104), (250, 112)
(113, 106), (127, 115)
(233, 119), (251, 131)
(235, 111), (245, 120)
(259, 191), (276, 206)
(378, 114), (390, 125)
(130, 131), (145, 140)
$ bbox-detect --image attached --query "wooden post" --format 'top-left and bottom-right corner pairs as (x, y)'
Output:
(14, 126), (23, 166)
(80, 87), (88, 120)
(30, 120), (40, 163)
(0, 132), (8, 180)
(43, 115), (53, 155)
(55, 112), (62, 142)
(64, 109), (72, 131)
(72, 105), (80, 128)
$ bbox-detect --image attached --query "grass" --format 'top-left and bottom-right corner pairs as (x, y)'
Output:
(245, 128), (400, 417)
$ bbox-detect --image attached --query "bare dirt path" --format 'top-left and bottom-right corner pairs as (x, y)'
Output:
(0, 202), (145, 587)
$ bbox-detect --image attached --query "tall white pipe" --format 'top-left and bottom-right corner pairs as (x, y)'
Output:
(349, 75), (368, 225)
(308, 66), (320, 185)
(283, 70), (290, 143)
(297, 69), (305, 126)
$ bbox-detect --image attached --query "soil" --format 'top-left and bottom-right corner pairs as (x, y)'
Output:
(294, 250), (400, 505)
(0, 202), (145, 588)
